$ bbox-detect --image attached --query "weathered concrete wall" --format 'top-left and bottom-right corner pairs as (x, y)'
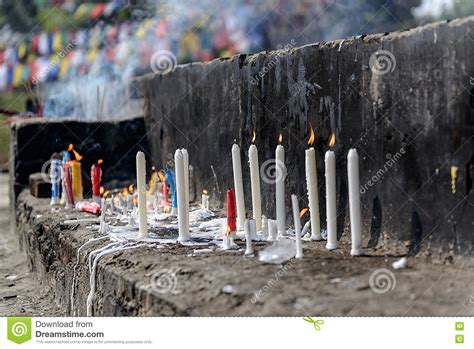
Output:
(9, 116), (150, 212)
(140, 17), (474, 253)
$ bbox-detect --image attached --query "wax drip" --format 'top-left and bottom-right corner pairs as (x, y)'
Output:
(86, 242), (150, 316)
(70, 235), (108, 315)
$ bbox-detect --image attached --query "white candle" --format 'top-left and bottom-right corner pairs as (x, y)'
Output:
(348, 148), (363, 256)
(136, 151), (148, 237)
(244, 219), (254, 256)
(248, 144), (262, 231)
(175, 149), (190, 241)
(325, 149), (337, 250)
(232, 144), (246, 230)
(182, 149), (190, 233)
(305, 147), (321, 240)
(201, 191), (210, 210)
(291, 194), (303, 259)
(275, 144), (286, 235)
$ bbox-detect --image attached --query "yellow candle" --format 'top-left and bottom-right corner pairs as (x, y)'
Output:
(70, 161), (83, 201)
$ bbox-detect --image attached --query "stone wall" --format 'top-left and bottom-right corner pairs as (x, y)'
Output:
(140, 17), (474, 252)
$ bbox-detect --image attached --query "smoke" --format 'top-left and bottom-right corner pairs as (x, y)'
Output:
(40, 0), (423, 120)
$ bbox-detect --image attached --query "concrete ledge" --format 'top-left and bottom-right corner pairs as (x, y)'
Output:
(16, 190), (474, 316)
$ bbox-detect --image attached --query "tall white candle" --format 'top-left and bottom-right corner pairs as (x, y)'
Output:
(181, 149), (190, 233)
(248, 144), (262, 231)
(136, 151), (148, 237)
(348, 148), (363, 256)
(275, 144), (286, 235)
(175, 150), (190, 241)
(291, 194), (303, 258)
(305, 147), (321, 240)
(232, 144), (246, 230)
(325, 149), (337, 250)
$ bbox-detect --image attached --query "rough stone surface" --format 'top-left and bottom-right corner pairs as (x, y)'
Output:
(140, 17), (474, 252)
(0, 174), (65, 316)
(14, 190), (474, 316)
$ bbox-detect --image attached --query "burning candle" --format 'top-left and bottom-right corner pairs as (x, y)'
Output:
(226, 187), (237, 233)
(70, 161), (83, 201)
(149, 166), (158, 194)
(201, 189), (210, 210)
(325, 133), (337, 250)
(91, 160), (103, 205)
(50, 159), (61, 206)
(68, 144), (83, 201)
(149, 166), (159, 210)
(182, 149), (190, 233)
(126, 187), (134, 213)
(275, 133), (286, 235)
(136, 151), (148, 237)
(175, 149), (190, 242)
(305, 126), (321, 240)
(348, 148), (363, 256)
(63, 163), (74, 208)
(161, 179), (170, 210)
(291, 194), (303, 258)
(60, 150), (70, 205)
(231, 143), (245, 230)
(248, 139), (262, 230)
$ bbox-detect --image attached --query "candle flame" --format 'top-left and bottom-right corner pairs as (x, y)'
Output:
(278, 132), (283, 144)
(328, 132), (336, 149)
(67, 144), (83, 161)
(128, 184), (134, 193)
(307, 124), (315, 146)
(251, 129), (256, 143)
(122, 187), (128, 196)
(451, 166), (458, 194)
(99, 186), (105, 195)
(103, 190), (110, 199)
(299, 207), (309, 218)
(158, 171), (165, 182)
(225, 225), (231, 235)
(97, 159), (103, 165)
(163, 205), (171, 213)
(151, 165), (156, 172)
(202, 189), (208, 195)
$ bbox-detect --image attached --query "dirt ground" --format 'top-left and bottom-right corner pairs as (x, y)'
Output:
(3, 171), (474, 316)
(0, 173), (65, 316)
